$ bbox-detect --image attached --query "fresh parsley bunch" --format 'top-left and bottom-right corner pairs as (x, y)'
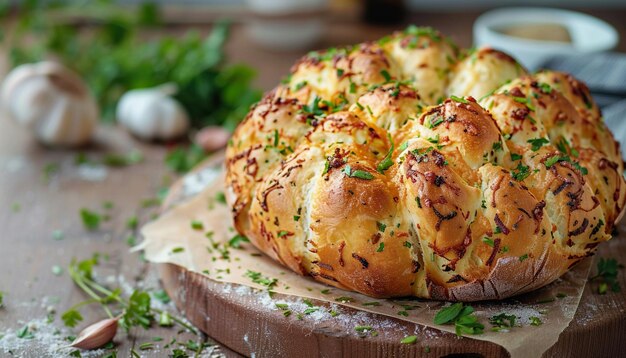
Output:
(3, 1), (261, 129)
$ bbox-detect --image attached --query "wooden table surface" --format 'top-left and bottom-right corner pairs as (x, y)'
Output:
(1, 8), (626, 357)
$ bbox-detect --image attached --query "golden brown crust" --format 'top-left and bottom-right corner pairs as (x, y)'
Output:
(225, 27), (626, 301)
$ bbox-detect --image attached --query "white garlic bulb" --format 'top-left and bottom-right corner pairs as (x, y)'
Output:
(0, 61), (98, 147)
(116, 84), (190, 141)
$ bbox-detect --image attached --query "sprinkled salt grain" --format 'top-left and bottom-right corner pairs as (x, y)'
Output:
(0, 318), (106, 358)
(75, 164), (108, 182)
(220, 283), (409, 337)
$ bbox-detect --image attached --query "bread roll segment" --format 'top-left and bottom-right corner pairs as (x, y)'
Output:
(225, 27), (626, 301)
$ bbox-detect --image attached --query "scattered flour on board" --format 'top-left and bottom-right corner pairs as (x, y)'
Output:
(0, 317), (107, 358)
(220, 283), (412, 337)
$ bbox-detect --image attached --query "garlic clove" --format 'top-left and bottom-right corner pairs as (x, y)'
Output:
(0, 61), (98, 147)
(195, 126), (231, 152)
(117, 86), (190, 141)
(71, 317), (119, 350)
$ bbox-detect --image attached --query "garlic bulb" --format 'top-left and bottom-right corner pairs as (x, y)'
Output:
(0, 61), (98, 147)
(116, 84), (190, 141)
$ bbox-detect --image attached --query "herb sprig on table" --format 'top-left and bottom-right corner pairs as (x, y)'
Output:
(590, 258), (622, 294)
(61, 255), (197, 335)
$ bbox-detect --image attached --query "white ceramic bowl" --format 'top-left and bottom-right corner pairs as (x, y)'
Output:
(474, 7), (619, 70)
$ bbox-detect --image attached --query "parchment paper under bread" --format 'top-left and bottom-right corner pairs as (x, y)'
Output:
(140, 163), (592, 358)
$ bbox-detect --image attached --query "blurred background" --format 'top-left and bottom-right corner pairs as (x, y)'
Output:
(1, 0), (626, 158)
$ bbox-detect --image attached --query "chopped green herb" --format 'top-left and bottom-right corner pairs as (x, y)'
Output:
(215, 192), (227, 204)
(538, 82), (552, 94)
(171, 247), (185, 254)
(190, 220), (204, 230)
(80, 209), (101, 230)
(363, 301), (381, 306)
(527, 138), (549, 151)
(450, 95), (469, 104)
(102, 150), (143, 167)
(489, 313), (517, 329)
(434, 303), (484, 336)
(335, 296), (353, 303)
(228, 234), (250, 248)
(376, 242), (385, 252)
(376, 133), (395, 174)
(519, 254), (529, 262)
(513, 96), (536, 111)
(529, 316), (542, 326)
(61, 309), (83, 328)
(482, 237), (495, 247)
(511, 162), (530, 181)
(589, 258), (621, 294)
(400, 335), (418, 344)
(342, 165), (374, 180)
(16, 325), (34, 339)
(245, 270), (277, 290)
(434, 303), (463, 325)
(294, 81), (307, 91)
(545, 156), (560, 168)
(427, 115), (444, 129)
(380, 69), (392, 83)
(126, 216), (138, 230)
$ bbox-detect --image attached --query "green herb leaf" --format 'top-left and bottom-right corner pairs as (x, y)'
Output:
(376, 133), (395, 174)
(434, 303), (464, 325)
(380, 69), (392, 83)
(61, 309), (83, 328)
(80, 209), (101, 230)
(590, 258), (621, 294)
(16, 325), (34, 339)
(527, 138), (549, 151)
(489, 313), (517, 329)
(400, 335), (418, 344)
(450, 95), (469, 104)
(511, 162), (530, 181)
(120, 291), (153, 330)
(191, 220), (204, 230)
(228, 234), (249, 248)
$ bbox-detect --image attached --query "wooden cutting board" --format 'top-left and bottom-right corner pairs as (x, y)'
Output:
(158, 157), (626, 358)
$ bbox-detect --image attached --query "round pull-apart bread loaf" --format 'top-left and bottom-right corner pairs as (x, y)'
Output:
(225, 27), (626, 301)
